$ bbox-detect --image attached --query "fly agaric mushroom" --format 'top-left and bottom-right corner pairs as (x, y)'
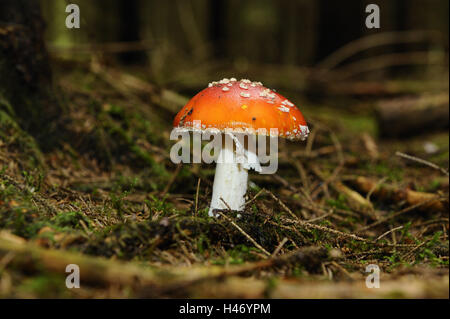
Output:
(173, 78), (309, 216)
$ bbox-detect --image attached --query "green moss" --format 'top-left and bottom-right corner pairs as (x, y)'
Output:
(364, 162), (404, 181)
(18, 274), (71, 298)
(326, 194), (350, 211)
(308, 105), (377, 136)
(52, 211), (93, 230)
(0, 109), (46, 170)
(225, 244), (259, 264)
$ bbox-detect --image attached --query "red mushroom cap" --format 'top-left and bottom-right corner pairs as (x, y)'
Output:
(173, 78), (309, 140)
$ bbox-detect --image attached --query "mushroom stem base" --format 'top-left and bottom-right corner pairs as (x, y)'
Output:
(208, 146), (248, 217)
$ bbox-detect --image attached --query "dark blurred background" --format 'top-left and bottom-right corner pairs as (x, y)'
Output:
(40, 0), (449, 85)
(1, 0), (448, 141)
(41, 0), (449, 62)
(37, 0), (449, 138)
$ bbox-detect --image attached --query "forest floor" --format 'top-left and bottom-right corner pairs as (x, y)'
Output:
(0, 58), (448, 298)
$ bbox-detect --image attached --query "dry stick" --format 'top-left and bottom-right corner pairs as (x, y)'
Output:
(1, 233), (327, 294)
(366, 177), (388, 202)
(400, 240), (430, 262)
(194, 178), (201, 216)
(272, 174), (313, 207)
(245, 188), (266, 206)
(333, 181), (373, 209)
(317, 30), (441, 71)
(351, 176), (446, 213)
(271, 237), (288, 257)
(375, 225), (404, 242)
(267, 190), (415, 248)
(161, 164), (182, 196)
(270, 176), (350, 222)
(309, 165), (330, 200)
(217, 210), (271, 258)
(396, 151), (449, 177)
(270, 221), (310, 244)
(0, 251), (15, 273)
(299, 194), (361, 220)
(0, 234), (163, 287)
(276, 173), (314, 208)
(310, 130), (344, 200)
(141, 245), (328, 297)
(213, 245), (328, 276)
(305, 127), (317, 157)
(90, 58), (187, 115)
(189, 168), (213, 187)
(344, 248), (386, 259)
(391, 225), (398, 244)
(272, 174), (312, 219)
(329, 51), (444, 81)
(415, 218), (449, 228)
(270, 174), (338, 219)
(357, 197), (445, 233)
(309, 165), (373, 211)
(290, 159), (310, 191)
(330, 261), (355, 281)
(265, 190), (369, 243)
(330, 131), (345, 166)
(291, 145), (337, 159)
(280, 216), (369, 243)
(306, 210), (335, 222)
(273, 174), (297, 193)
(48, 41), (154, 54)
(362, 133), (379, 160)
(265, 189), (299, 220)
(218, 198), (271, 258)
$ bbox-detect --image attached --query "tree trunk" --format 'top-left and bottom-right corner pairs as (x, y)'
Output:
(117, 0), (146, 64)
(376, 93), (449, 138)
(0, 0), (61, 143)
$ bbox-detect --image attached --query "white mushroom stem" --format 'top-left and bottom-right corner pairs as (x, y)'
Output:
(208, 134), (261, 217)
(208, 162), (248, 217)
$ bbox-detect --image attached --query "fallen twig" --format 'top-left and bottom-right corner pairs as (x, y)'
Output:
(351, 176), (448, 213)
(396, 151), (449, 177)
(357, 198), (445, 233)
(375, 225), (404, 242)
(218, 198), (271, 258)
